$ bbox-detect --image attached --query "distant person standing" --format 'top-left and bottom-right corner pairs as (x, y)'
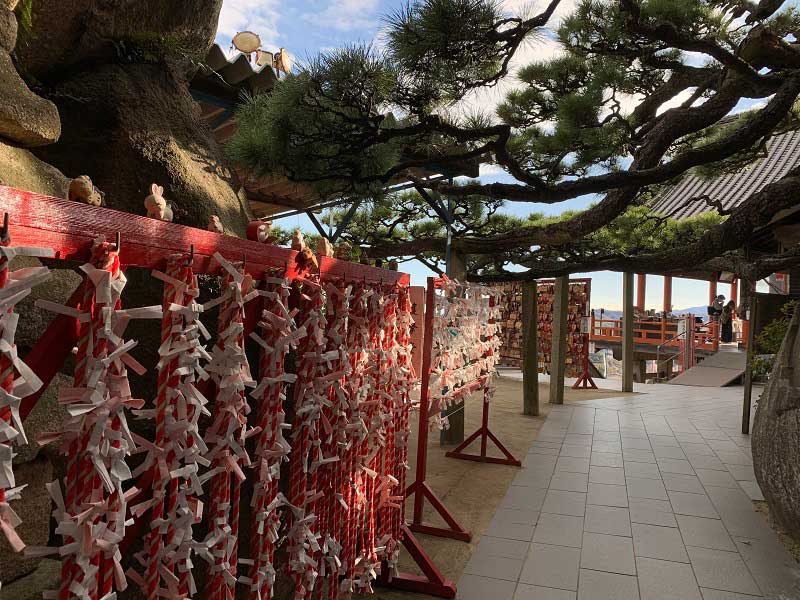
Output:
(710, 294), (725, 319)
(720, 300), (736, 343)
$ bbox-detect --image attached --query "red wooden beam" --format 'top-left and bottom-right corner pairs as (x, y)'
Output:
(0, 186), (408, 287)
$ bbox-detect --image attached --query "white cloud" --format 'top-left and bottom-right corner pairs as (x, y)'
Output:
(304, 0), (381, 33)
(216, 0), (283, 50)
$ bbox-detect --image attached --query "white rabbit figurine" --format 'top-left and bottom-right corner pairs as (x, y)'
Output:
(144, 183), (173, 222)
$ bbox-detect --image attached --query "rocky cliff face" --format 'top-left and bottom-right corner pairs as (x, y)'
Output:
(10, 0), (251, 233)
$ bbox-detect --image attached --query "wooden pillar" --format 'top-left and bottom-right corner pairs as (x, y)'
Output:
(709, 277), (718, 306)
(731, 278), (738, 306)
(636, 273), (646, 311)
(622, 272), (635, 393)
(522, 281), (539, 415)
(441, 251), (466, 444)
(549, 276), (569, 405)
(663, 275), (673, 315)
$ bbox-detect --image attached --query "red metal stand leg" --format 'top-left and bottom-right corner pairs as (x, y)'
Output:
(445, 388), (522, 467)
(405, 277), (473, 542)
(378, 524), (457, 598)
(572, 333), (597, 389)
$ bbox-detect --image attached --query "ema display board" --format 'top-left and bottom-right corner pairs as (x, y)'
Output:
(494, 279), (591, 376)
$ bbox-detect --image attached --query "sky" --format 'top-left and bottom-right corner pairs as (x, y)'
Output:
(213, 0), (771, 311)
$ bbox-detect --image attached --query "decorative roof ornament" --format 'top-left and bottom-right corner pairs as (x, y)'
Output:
(231, 32), (291, 78)
(231, 31), (262, 57)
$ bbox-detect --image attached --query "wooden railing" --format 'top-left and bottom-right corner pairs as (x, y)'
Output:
(590, 316), (746, 352)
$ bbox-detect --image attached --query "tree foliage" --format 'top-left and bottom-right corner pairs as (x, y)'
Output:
(230, 0), (800, 281)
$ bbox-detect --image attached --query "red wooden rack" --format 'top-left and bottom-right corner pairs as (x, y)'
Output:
(406, 277), (522, 547)
(0, 185), (456, 599)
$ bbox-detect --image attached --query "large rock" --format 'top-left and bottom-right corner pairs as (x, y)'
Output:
(0, 559), (61, 600)
(0, 51), (60, 147)
(0, 139), (69, 197)
(10, 372), (70, 465)
(0, 6), (17, 52)
(15, 0), (222, 79)
(0, 457), (53, 583)
(34, 63), (251, 234)
(752, 307), (800, 539)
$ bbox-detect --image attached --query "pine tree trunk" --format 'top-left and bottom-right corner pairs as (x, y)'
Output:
(751, 307), (800, 539)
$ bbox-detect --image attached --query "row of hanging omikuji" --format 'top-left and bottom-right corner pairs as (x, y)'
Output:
(0, 235), (415, 600)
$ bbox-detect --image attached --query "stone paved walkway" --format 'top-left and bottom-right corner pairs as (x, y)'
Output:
(457, 384), (800, 600)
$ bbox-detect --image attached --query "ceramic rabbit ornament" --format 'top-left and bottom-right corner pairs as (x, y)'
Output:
(144, 183), (173, 222)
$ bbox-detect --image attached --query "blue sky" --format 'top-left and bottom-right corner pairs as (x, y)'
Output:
(214, 0), (770, 310)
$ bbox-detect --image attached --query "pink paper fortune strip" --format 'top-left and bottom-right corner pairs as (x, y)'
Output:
(129, 255), (214, 600)
(244, 272), (300, 600)
(29, 238), (148, 600)
(0, 235), (52, 560)
(203, 254), (258, 600)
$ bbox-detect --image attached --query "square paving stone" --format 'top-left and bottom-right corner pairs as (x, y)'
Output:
(699, 589), (765, 600)
(676, 515), (736, 551)
(490, 508), (540, 526)
(680, 442), (716, 456)
(623, 449), (657, 463)
(591, 452), (624, 468)
(577, 569), (640, 600)
(632, 522), (690, 562)
(675, 432), (705, 444)
(550, 471), (589, 493)
(687, 546), (762, 596)
(688, 454), (727, 471)
(593, 442), (623, 454)
(464, 552), (525, 581)
(624, 461), (662, 480)
(657, 458), (695, 475)
(529, 446), (561, 456)
(715, 451), (753, 466)
(726, 464), (756, 482)
(662, 473), (706, 494)
(456, 574), (516, 600)
(594, 431), (621, 442)
(501, 486), (547, 511)
(561, 445), (592, 458)
(520, 543), (581, 591)
(738, 480), (765, 501)
(581, 532), (636, 575)
(556, 456), (591, 474)
(695, 468), (739, 489)
(629, 498), (677, 528)
(653, 443), (687, 458)
(584, 505), (631, 537)
(514, 584), (577, 600)
(626, 477), (669, 501)
(587, 482), (629, 507)
(542, 489), (587, 517)
(620, 427), (649, 439)
(668, 490), (720, 519)
(648, 435), (680, 447)
(622, 437), (653, 450)
(534, 513), (585, 547)
(564, 434), (593, 446)
(589, 466), (626, 486)
(484, 520), (536, 541)
(475, 536), (532, 560)
(636, 557), (703, 600)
